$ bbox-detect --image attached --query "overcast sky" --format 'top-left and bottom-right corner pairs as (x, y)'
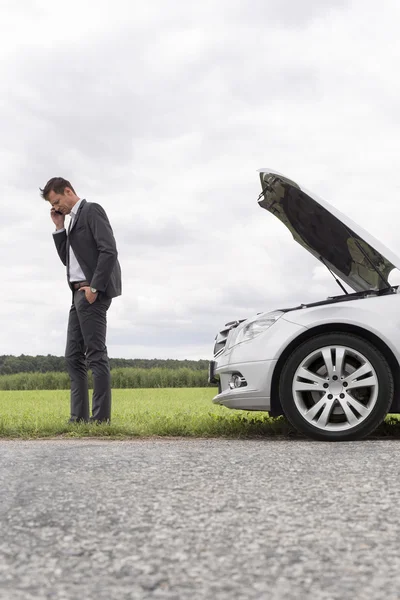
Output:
(2, 0), (400, 360)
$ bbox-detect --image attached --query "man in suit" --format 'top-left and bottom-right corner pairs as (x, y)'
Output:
(40, 177), (122, 424)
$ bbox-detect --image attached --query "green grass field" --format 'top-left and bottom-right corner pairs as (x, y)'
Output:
(1, 388), (400, 439)
(0, 388), (286, 439)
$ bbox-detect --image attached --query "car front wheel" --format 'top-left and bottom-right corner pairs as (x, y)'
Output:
(279, 333), (394, 441)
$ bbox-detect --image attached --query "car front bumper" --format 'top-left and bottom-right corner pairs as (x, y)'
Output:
(211, 359), (277, 410)
(209, 317), (306, 411)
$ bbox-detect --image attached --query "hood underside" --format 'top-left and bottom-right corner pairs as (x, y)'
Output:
(258, 169), (400, 292)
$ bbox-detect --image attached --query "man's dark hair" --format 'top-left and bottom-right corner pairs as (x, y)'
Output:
(40, 177), (76, 200)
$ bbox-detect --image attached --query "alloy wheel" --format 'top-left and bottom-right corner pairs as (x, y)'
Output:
(292, 345), (378, 432)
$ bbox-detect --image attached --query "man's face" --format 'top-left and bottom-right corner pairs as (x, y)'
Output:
(47, 188), (76, 215)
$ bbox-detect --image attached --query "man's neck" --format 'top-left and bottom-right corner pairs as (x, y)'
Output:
(71, 197), (82, 213)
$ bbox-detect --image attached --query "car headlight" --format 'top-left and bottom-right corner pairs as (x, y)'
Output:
(233, 311), (283, 345)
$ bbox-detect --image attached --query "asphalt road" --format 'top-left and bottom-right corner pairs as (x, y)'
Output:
(1, 438), (400, 600)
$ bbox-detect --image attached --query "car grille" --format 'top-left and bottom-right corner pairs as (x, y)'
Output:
(213, 319), (244, 357)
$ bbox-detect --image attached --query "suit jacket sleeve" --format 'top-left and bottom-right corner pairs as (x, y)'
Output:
(52, 230), (68, 266)
(88, 203), (118, 292)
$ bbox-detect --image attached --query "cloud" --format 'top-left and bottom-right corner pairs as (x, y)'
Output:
(1, 0), (400, 360)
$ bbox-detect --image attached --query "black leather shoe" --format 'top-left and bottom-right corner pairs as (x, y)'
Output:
(88, 417), (111, 425)
(68, 417), (88, 424)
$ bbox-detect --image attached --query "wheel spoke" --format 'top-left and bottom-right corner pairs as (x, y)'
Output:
(305, 395), (328, 420)
(294, 382), (326, 392)
(337, 397), (359, 426)
(305, 395), (334, 427)
(347, 376), (376, 390)
(335, 347), (346, 379)
(321, 348), (334, 378)
(294, 368), (327, 392)
(315, 398), (335, 428)
(344, 363), (373, 386)
(296, 368), (327, 385)
(344, 394), (370, 418)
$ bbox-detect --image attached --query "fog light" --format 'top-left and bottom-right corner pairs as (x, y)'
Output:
(229, 374), (247, 389)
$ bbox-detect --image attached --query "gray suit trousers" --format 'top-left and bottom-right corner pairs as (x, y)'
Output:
(65, 290), (112, 421)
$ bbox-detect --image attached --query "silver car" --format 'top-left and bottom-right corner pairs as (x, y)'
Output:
(210, 169), (400, 441)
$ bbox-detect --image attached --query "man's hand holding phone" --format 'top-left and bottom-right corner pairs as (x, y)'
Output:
(51, 207), (65, 230)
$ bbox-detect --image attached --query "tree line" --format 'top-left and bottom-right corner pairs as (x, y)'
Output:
(0, 367), (216, 390)
(0, 355), (210, 375)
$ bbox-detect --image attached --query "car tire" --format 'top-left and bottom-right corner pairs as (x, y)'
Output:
(279, 333), (394, 441)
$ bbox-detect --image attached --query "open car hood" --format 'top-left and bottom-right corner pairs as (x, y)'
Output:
(258, 169), (400, 292)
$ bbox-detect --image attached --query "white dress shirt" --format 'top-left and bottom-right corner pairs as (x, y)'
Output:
(53, 198), (87, 283)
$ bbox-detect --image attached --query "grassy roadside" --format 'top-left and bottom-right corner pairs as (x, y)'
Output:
(1, 388), (400, 439)
(0, 388), (289, 439)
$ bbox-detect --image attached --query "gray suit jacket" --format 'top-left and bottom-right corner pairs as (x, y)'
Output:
(53, 199), (122, 299)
